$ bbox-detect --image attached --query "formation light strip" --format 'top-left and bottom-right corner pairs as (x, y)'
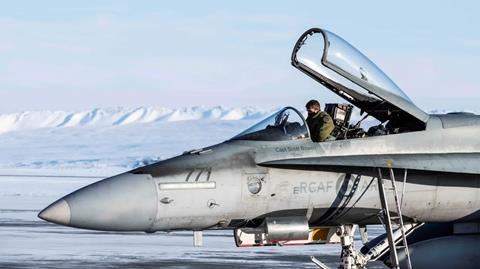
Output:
(159, 182), (216, 190)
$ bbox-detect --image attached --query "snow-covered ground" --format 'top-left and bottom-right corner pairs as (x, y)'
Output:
(0, 106), (391, 268)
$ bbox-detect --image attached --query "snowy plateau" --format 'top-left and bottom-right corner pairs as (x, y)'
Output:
(0, 106), (272, 171)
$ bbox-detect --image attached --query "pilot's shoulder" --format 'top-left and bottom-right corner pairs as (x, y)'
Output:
(320, 111), (333, 122)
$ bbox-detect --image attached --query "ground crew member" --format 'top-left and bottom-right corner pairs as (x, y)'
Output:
(305, 100), (334, 142)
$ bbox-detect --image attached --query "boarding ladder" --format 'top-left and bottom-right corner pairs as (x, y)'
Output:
(376, 167), (413, 269)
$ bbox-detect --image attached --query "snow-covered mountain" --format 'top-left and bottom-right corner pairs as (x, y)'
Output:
(0, 106), (272, 134)
(0, 106), (277, 170)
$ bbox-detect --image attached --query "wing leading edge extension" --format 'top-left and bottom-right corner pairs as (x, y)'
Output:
(259, 153), (480, 176)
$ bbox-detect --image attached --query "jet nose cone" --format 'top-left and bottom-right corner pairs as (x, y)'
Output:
(38, 199), (71, 225)
(38, 199), (70, 225)
(38, 173), (158, 231)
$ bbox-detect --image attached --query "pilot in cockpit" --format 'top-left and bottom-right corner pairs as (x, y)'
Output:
(305, 100), (334, 142)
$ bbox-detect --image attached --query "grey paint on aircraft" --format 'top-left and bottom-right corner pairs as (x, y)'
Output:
(38, 27), (480, 269)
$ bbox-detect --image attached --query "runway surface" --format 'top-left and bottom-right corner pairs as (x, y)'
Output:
(0, 172), (387, 269)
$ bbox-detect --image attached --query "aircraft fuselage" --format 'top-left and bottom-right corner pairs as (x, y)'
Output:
(39, 114), (480, 232)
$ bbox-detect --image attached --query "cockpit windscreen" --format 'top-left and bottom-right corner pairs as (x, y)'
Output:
(231, 107), (309, 141)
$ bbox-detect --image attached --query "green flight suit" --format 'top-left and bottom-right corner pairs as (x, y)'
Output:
(306, 111), (334, 142)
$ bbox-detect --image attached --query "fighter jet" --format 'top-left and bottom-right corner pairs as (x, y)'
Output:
(38, 28), (480, 269)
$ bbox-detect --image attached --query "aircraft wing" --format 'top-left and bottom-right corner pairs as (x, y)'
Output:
(259, 153), (480, 176)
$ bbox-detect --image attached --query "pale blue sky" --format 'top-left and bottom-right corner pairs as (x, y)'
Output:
(0, 1), (479, 112)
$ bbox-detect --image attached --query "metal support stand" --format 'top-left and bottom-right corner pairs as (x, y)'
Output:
(376, 168), (400, 269)
(310, 169), (417, 269)
(376, 167), (414, 269)
(310, 256), (331, 269)
(388, 169), (413, 269)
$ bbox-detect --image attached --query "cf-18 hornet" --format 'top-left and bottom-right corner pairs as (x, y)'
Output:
(39, 28), (480, 269)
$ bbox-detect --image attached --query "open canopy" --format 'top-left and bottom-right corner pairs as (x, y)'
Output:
(291, 28), (428, 127)
(232, 107), (309, 141)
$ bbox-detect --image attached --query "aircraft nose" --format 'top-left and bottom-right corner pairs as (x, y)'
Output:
(38, 173), (158, 231)
(38, 199), (71, 225)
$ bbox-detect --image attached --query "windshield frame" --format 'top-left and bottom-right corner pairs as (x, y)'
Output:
(231, 106), (310, 142)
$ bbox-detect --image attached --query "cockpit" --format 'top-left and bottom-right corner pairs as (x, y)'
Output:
(232, 28), (430, 143)
(231, 104), (357, 142)
(232, 107), (309, 141)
